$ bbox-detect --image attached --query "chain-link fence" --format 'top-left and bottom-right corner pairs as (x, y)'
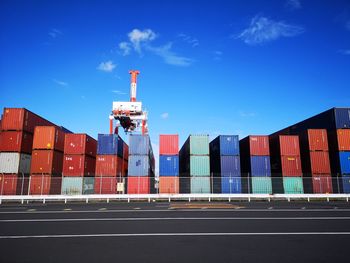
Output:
(1, 173), (349, 195)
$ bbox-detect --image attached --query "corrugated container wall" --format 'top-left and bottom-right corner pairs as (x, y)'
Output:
(0, 175), (29, 195)
(94, 177), (117, 194)
(190, 177), (211, 193)
(128, 155), (152, 176)
(339, 152), (350, 174)
(210, 135), (239, 156)
(62, 155), (96, 177)
(250, 156), (271, 177)
(280, 156), (303, 176)
(61, 177), (83, 195)
(123, 142), (129, 160)
(283, 177), (304, 194)
(159, 155), (179, 176)
(189, 156), (210, 176)
(180, 135), (209, 156)
(159, 176), (179, 194)
(97, 134), (123, 156)
(306, 129), (329, 151)
(32, 126), (65, 152)
(64, 134), (97, 157)
(240, 136), (269, 156)
(159, 135), (179, 155)
(95, 155), (123, 176)
(279, 136), (300, 156)
(129, 134), (150, 155)
(251, 177), (272, 194)
(0, 131), (33, 154)
(29, 175), (62, 195)
(334, 108), (350, 128)
(30, 150), (63, 175)
(0, 153), (31, 174)
(337, 129), (350, 151)
(83, 177), (95, 194)
(312, 175), (333, 193)
(310, 151), (331, 174)
(127, 177), (154, 194)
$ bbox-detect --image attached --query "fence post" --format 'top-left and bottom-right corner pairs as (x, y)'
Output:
(41, 174), (44, 196)
(336, 174), (340, 194)
(247, 173), (250, 194)
(1, 173), (4, 195)
(21, 173), (25, 195)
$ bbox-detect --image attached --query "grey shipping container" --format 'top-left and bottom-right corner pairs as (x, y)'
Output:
(0, 152), (31, 174)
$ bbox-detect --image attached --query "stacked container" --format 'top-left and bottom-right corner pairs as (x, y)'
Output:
(95, 134), (125, 194)
(299, 129), (333, 193)
(159, 135), (179, 194)
(240, 136), (272, 194)
(29, 126), (66, 195)
(179, 135), (210, 193)
(210, 135), (241, 193)
(269, 135), (304, 194)
(127, 134), (155, 194)
(61, 134), (97, 195)
(0, 108), (54, 195)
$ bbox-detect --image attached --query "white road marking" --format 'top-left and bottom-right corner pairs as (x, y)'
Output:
(1, 217), (350, 222)
(1, 232), (350, 239)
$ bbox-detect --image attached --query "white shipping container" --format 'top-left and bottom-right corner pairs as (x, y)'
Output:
(0, 152), (31, 174)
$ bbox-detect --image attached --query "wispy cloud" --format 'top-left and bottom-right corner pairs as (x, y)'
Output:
(127, 29), (157, 53)
(178, 33), (199, 47)
(160, 112), (169, 119)
(236, 15), (304, 45)
(338, 49), (350, 55)
(285, 0), (301, 11)
(112, 90), (127, 95)
(213, 50), (223, 60)
(239, 111), (256, 117)
(119, 42), (131, 56)
(97, 61), (116, 72)
(49, 28), (62, 38)
(53, 79), (68, 87)
(147, 43), (193, 66)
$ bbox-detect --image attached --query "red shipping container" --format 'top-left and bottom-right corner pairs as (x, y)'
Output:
(64, 134), (97, 157)
(160, 135), (179, 155)
(310, 151), (331, 174)
(281, 156), (303, 177)
(0, 174), (29, 195)
(30, 150), (63, 175)
(94, 177), (116, 194)
(62, 154), (96, 177)
(32, 126), (65, 152)
(127, 177), (150, 194)
(0, 131), (33, 154)
(29, 175), (62, 195)
(312, 175), (333, 194)
(307, 129), (328, 151)
(1, 108), (54, 133)
(95, 155), (123, 177)
(337, 129), (350, 151)
(279, 135), (300, 156)
(123, 159), (128, 176)
(249, 136), (269, 156)
(123, 142), (129, 160)
(159, 176), (179, 194)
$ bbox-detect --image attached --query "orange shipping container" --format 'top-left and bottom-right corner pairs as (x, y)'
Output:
(307, 129), (328, 151)
(279, 135), (300, 156)
(281, 156), (303, 177)
(30, 150), (63, 175)
(32, 126), (65, 152)
(310, 151), (331, 174)
(0, 131), (33, 154)
(337, 129), (350, 151)
(159, 135), (179, 155)
(159, 176), (179, 194)
(29, 175), (62, 195)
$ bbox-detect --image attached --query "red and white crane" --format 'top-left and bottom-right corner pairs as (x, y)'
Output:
(110, 70), (148, 135)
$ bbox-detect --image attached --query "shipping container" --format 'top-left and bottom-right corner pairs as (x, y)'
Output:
(129, 134), (151, 155)
(305, 129), (329, 151)
(61, 177), (83, 195)
(240, 136), (269, 156)
(341, 175), (350, 193)
(127, 177), (154, 194)
(62, 154), (96, 177)
(189, 156), (210, 176)
(280, 156), (303, 176)
(339, 152), (350, 174)
(312, 175), (333, 194)
(30, 150), (63, 175)
(159, 155), (179, 176)
(0, 174), (29, 195)
(159, 176), (179, 194)
(334, 108), (350, 128)
(94, 177), (116, 194)
(83, 177), (95, 194)
(0, 131), (33, 153)
(251, 177), (272, 194)
(1, 108), (54, 133)
(0, 152), (31, 174)
(337, 129), (350, 151)
(29, 175), (62, 195)
(95, 155), (123, 177)
(210, 155), (240, 177)
(212, 176), (241, 194)
(123, 142), (129, 160)
(123, 159), (128, 176)
(309, 151), (331, 174)
(269, 135), (300, 157)
(210, 135), (239, 156)
(159, 134), (179, 155)
(283, 177), (304, 194)
(190, 176), (211, 193)
(128, 155), (153, 177)
(180, 135), (209, 156)
(64, 134), (97, 157)
(32, 126), (65, 152)
(250, 156), (271, 177)
(97, 134), (123, 156)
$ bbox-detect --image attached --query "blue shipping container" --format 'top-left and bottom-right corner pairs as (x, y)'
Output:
(220, 155), (241, 177)
(97, 134), (123, 156)
(129, 134), (151, 155)
(128, 155), (151, 176)
(159, 155), (179, 176)
(339, 152), (350, 174)
(210, 135), (240, 156)
(251, 156), (271, 177)
(335, 108), (350, 129)
(221, 176), (241, 193)
(342, 175), (350, 193)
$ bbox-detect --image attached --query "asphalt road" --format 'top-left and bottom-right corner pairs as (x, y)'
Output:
(0, 201), (349, 263)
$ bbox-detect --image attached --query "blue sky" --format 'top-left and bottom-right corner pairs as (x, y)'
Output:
(1, 0), (350, 163)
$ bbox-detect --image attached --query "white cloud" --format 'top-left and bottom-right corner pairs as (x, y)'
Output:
(178, 33), (199, 47)
(285, 0), (301, 10)
(119, 42), (131, 56)
(237, 15), (304, 45)
(112, 90), (127, 95)
(239, 111), (256, 117)
(160, 112), (169, 119)
(213, 50), (223, 60)
(339, 49), (350, 55)
(49, 28), (62, 38)
(147, 43), (194, 66)
(97, 61), (116, 72)
(127, 28), (157, 53)
(53, 79), (68, 86)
